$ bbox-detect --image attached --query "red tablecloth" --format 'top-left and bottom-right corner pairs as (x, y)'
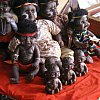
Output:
(0, 56), (100, 100)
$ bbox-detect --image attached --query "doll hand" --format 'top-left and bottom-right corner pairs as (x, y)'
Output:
(58, 40), (64, 47)
(32, 62), (39, 67)
(82, 42), (89, 48)
(11, 54), (19, 63)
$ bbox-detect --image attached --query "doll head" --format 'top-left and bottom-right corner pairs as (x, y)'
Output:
(74, 50), (86, 63)
(62, 57), (74, 70)
(68, 9), (90, 31)
(0, 0), (11, 14)
(10, 0), (38, 21)
(17, 19), (38, 46)
(48, 64), (60, 79)
(38, 0), (58, 20)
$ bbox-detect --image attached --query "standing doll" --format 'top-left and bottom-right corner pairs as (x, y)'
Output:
(68, 9), (100, 63)
(74, 50), (88, 76)
(60, 57), (76, 85)
(10, 19), (40, 84)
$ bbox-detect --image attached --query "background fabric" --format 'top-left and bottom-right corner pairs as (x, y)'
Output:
(0, 55), (100, 100)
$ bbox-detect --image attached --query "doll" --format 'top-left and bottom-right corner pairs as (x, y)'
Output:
(0, 0), (18, 60)
(44, 58), (62, 94)
(38, 0), (74, 63)
(60, 57), (76, 85)
(74, 50), (88, 76)
(68, 9), (100, 63)
(10, 19), (40, 84)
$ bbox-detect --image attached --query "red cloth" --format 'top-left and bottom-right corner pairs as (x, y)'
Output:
(0, 56), (100, 100)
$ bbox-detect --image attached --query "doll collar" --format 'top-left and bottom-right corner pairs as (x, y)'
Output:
(17, 32), (37, 36)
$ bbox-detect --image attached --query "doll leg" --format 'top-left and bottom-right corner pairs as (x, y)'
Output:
(10, 65), (19, 84)
(26, 65), (39, 82)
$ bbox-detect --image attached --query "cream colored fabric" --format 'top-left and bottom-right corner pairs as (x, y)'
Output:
(61, 46), (74, 61)
(36, 20), (61, 60)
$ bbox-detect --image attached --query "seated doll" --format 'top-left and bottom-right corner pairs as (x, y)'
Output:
(38, 0), (74, 63)
(0, 0), (18, 60)
(44, 58), (62, 94)
(10, 19), (40, 84)
(68, 9), (100, 63)
(74, 50), (88, 76)
(60, 57), (76, 85)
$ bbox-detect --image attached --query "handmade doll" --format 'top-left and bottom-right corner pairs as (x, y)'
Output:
(74, 50), (88, 76)
(10, 19), (40, 84)
(9, 0), (64, 77)
(60, 57), (76, 85)
(44, 58), (62, 94)
(0, 0), (18, 60)
(68, 9), (100, 63)
(38, 0), (74, 63)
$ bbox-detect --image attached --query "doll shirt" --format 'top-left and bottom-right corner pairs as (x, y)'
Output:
(74, 30), (96, 54)
(36, 19), (61, 60)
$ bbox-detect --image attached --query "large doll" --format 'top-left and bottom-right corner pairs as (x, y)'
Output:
(0, 0), (18, 60)
(10, 19), (40, 84)
(38, 0), (74, 62)
(68, 9), (100, 63)
(9, 0), (63, 77)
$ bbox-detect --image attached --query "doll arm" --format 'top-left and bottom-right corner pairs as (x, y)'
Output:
(73, 36), (89, 48)
(11, 45), (20, 63)
(53, 33), (64, 47)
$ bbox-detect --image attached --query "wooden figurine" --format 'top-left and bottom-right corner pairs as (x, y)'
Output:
(60, 57), (76, 85)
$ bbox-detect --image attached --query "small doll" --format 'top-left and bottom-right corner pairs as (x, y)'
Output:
(60, 57), (76, 85)
(74, 50), (88, 76)
(10, 19), (40, 84)
(44, 58), (62, 94)
(0, 0), (18, 60)
(68, 9), (100, 63)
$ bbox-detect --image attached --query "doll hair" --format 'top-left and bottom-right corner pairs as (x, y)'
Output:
(17, 19), (38, 35)
(68, 9), (88, 29)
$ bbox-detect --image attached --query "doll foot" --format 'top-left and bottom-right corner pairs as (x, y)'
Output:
(85, 55), (93, 63)
(10, 78), (19, 84)
(26, 74), (34, 82)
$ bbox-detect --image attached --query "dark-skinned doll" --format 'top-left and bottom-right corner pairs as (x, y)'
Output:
(10, 19), (40, 84)
(68, 9), (100, 63)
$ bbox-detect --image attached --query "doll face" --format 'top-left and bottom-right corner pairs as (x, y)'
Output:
(76, 56), (86, 63)
(44, 1), (58, 20)
(49, 65), (60, 78)
(20, 5), (37, 21)
(64, 60), (74, 70)
(19, 36), (35, 46)
(75, 15), (90, 31)
(0, 1), (10, 14)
